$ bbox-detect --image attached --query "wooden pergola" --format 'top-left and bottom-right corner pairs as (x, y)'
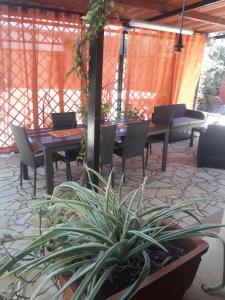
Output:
(3, 0), (225, 33)
(2, 0), (225, 181)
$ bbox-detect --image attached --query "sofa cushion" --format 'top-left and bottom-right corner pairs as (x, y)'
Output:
(154, 104), (186, 118)
(188, 118), (205, 125)
(172, 117), (204, 126)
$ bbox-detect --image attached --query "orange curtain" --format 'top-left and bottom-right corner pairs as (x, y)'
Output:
(102, 23), (122, 106)
(80, 22), (122, 121)
(171, 34), (207, 108)
(0, 5), (83, 153)
(125, 28), (206, 117)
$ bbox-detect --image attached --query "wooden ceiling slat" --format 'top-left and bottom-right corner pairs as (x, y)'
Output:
(0, 0), (89, 14)
(197, 1), (225, 13)
(185, 11), (225, 27)
(146, 0), (225, 22)
(114, 0), (170, 12)
(1, 0), (225, 33)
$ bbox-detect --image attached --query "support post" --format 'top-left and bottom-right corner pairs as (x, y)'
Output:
(87, 29), (104, 185)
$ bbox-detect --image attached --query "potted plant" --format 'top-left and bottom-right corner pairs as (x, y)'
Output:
(100, 102), (111, 123)
(0, 167), (224, 300)
(122, 104), (142, 120)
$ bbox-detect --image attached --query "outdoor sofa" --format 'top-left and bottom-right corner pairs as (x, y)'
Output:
(152, 104), (205, 142)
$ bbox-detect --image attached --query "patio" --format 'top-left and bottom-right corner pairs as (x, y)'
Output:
(1, 0), (225, 299)
(0, 139), (225, 299)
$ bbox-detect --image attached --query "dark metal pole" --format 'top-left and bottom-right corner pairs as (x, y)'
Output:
(87, 27), (104, 185)
(117, 29), (127, 121)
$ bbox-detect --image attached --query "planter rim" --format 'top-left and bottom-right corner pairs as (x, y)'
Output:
(107, 235), (208, 299)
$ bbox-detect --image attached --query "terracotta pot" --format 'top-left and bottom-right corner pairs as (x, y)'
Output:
(109, 237), (208, 300)
(59, 235), (208, 300)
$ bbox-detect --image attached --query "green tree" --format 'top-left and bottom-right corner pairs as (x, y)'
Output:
(199, 40), (225, 98)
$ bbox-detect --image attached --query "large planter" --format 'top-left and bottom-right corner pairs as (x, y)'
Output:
(60, 236), (208, 300)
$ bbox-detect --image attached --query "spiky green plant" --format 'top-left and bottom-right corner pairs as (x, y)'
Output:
(0, 167), (225, 299)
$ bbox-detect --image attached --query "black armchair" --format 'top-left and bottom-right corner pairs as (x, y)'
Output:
(197, 124), (225, 169)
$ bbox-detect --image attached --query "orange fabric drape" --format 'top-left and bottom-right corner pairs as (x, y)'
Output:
(0, 5), (122, 153)
(171, 34), (207, 108)
(125, 28), (206, 118)
(80, 23), (122, 120)
(102, 23), (122, 106)
(0, 5), (83, 153)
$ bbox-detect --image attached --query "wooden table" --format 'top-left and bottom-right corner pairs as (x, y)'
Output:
(147, 124), (170, 172)
(26, 122), (169, 194)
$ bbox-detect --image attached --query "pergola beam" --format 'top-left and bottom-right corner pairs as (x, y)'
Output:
(212, 34), (225, 39)
(146, 0), (224, 22)
(114, 0), (170, 13)
(0, 0), (87, 15)
(185, 11), (225, 26)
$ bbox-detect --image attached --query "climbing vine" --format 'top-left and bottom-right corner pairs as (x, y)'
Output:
(68, 0), (115, 85)
(67, 1), (115, 171)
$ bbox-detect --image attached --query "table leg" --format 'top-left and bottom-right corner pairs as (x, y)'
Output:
(44, 149), (54, 195)
(189, 128), (195, 147)
(162, 131), (169, 171)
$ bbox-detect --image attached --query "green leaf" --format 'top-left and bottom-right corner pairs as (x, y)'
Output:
(128, 230), (168, 253)
(87, 265), (116, 300)
(71, 240), (126, 300)
(119, 250), (150, 300)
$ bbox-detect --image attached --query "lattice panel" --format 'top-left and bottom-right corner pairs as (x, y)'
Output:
(0, 14), (34, 151)
(0, 88), (34, 152)
(63, 89), (82, 122)
(101, 29), (122, 121)
(0, 9), (83, 152)
(126, 90), (156, 120)
(0, 9), (123, 152)
(102, 66), (119, 121)
(37, 88), (60, 128)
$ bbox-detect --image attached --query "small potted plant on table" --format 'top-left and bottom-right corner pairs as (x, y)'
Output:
(122, 104), (143, 121)
(79, 102), (111, 127)
(0, 167), (224, 299)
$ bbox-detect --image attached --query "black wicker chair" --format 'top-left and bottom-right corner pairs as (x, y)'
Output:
(51, 112), (77, 130)
(10, 124), (64, 197)
(51, 112), (80, 180)
(114, 121), (150, 181)
(197, 124), (225, 169)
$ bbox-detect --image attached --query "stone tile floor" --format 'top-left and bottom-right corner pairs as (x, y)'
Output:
(0, 139), (225, 299)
